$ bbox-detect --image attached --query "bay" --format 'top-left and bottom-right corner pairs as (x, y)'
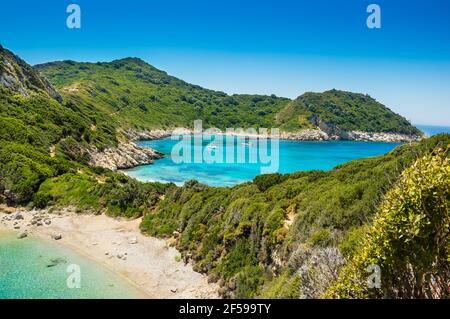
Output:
(124, 137), (401, 187)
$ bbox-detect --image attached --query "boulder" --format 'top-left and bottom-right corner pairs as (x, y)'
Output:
(17, 232), (27, 239)
(228, 279), (237, 291)
(172, 231), (180, 238)
(13, 212), (24, 220)
(51, 234), (62, 240)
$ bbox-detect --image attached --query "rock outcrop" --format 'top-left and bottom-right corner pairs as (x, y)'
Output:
(343, 130), (421, 142)
(125, 127), (420, 143)
(87, 142), (163, 171)
(280, 129), (421, 142)
(280, 129), (330, 141)
(0, 45), (62, 102)
(124, 128), (191, 141)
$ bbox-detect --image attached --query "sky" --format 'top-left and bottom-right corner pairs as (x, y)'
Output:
(1, 0), (449, 125)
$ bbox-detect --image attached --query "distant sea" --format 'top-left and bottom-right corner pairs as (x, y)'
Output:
(416, 124), (450, 137)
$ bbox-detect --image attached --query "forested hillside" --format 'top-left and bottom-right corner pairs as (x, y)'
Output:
(0, 47), (163, 206)
(37, 59), (290, 131)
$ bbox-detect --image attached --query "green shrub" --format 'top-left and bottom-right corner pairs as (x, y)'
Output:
(254, 173), (286, 192)
(327, 149), (450, 298)
(235, 265), (266, 298)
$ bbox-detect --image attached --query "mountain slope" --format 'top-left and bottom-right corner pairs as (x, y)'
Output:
(0, 45), (62, 102)
(0, 47), (161, 204)
(36, 59), (290, 131)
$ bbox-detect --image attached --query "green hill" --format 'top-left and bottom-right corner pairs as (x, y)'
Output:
(276, 89), (422, 135)
(327, 148), (450, 299)
(0, 47), (159, 205)
(36, 59), (290, 131)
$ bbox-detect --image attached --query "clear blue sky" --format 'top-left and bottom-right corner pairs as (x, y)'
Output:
(1, 0), (449, 125)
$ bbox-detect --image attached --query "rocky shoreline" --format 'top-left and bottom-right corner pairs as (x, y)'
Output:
(125, 127), (422, 143)
(87, 142), (163, 171)
(125, 129), (174, 141)
(279, 129), (421, 142)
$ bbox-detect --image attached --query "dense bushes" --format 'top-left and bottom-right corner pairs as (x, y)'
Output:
(254, 173), (287, 192)
(0, 76), (117, 204)
(34, 171), (169, 218)
(326, 149), (450, 298)
(0, 141), (73, 203)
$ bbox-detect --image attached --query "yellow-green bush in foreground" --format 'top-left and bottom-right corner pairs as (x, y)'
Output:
(326, 149), (450, 298)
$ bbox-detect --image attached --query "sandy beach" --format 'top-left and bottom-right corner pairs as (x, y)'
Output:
(0, 206), (218, 299)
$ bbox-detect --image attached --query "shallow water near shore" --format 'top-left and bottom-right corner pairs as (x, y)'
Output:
(124, 137), (401, 187)
(0, 231), (144, 299)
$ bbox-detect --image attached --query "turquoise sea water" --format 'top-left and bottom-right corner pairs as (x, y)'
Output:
(124, 137), (401, 187)
(0, 231), (144, 299)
